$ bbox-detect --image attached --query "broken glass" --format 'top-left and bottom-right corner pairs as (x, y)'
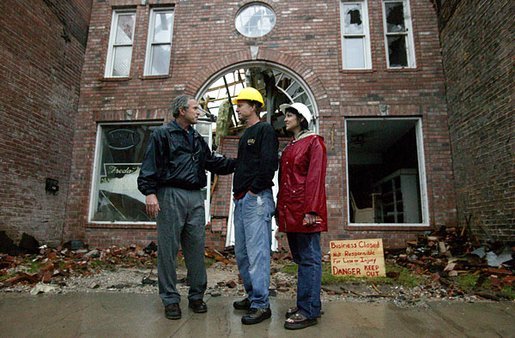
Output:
(387, 35), (408, 67)
(343, 4), (363, 34)
(385, 2), (406, 33)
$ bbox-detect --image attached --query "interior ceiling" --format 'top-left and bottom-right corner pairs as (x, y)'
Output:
(347, 119), (416, 152)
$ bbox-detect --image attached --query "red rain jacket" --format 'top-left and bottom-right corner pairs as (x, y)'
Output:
(276, 134), (328, 233)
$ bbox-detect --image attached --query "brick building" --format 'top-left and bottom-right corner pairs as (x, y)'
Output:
(0, 0), (92, 246)
(63, 0), (455, 250)
(435, 0), (514, 242)
(1, 0), (510, 251)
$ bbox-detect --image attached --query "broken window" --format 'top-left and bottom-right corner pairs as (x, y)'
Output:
(197, 63), (318, 248)
(346, 118), (428, 225)
(235, 3), (276, 38)
(194, 119), (213, 225)
(382, 1), (416, 68)
(144, 8), (174, 76)
(90, 122), (161, 223)
(105, 10), (136, 77)
(340, 1), (372, 69)
(198, 65), (317, 144)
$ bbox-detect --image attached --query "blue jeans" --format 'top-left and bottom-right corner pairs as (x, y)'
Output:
(234, 189), (274, 309)
(287, 232), (322, 319)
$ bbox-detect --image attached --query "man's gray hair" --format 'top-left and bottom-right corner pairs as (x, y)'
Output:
(171, 94), (193, 118)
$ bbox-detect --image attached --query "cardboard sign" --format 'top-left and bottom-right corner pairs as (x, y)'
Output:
(330, 239), (386, 277)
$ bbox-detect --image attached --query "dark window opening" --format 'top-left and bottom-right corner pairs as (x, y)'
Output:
(347, 119), (424, 224)
(387, 36), (408, 67)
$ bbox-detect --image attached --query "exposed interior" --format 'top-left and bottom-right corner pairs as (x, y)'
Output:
(346, 118), (424, 224)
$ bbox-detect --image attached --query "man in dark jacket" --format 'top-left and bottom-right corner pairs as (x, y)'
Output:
(138, 94), (235, 320)
(231, 87), (279, 325)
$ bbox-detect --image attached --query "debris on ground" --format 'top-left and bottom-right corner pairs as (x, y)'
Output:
(0, 242), (157, 290)
(385, 226), (514, 301)
(0, 226), (513, 305)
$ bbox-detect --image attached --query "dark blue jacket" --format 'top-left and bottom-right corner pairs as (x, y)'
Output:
(138, 121), (235, 195)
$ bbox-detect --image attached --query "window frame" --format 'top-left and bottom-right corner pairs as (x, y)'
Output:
(382, 0), (416, 69)
(144, 7), (175, 76)
(235, 2), (276, 38)
(194, 119), (213, 225)
(344, 117), (429, 227)
(340, 0), (372, 70)
(88, 121), (163, 225)
(104, 9), (137, 78)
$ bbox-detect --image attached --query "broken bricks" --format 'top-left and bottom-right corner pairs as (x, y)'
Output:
(391, 226), (514, 300)
(0, 243), (157, 289)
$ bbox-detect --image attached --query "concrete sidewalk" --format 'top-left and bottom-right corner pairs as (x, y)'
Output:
(0, 293), (513, 337)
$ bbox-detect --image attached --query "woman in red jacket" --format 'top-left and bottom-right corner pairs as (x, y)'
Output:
(276, 102), (327, 330)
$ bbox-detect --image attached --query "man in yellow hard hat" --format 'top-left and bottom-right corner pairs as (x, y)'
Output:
(231, 87), (279, 325)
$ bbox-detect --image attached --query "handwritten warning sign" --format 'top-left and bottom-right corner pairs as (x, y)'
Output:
(330, 239), (386, 277)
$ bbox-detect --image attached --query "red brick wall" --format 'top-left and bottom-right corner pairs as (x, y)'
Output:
(68, 0), (456, 250)
(438, 0), (514, 242)
(0, 0), (92, 246)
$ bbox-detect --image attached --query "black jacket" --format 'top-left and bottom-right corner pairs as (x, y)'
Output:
(233, 122), (279, 195)
(138, 121), (235, 195)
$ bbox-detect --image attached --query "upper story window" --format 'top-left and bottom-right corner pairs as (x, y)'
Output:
(105, 10), (136, 77)
(235, 3), (276, 38)
(340, 1), (372, 69)
(144, 8), (174, 76)
(382, 0), (416, 68)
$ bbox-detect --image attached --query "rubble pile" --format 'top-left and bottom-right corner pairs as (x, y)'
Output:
(0, 242), (158, 291)
(387, 226), (514, 300)
(1, 227), (513, 303)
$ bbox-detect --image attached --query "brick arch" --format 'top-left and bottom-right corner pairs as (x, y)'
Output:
(185, 47), (329, 111)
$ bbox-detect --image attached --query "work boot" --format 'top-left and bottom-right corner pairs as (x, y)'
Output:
(241, 307), (272, 325)
(164, 303), (181, 320)
(189, 299), (207, 313)
(233, 297), (251, 310)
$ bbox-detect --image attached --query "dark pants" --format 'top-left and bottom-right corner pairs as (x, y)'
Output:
(156, 187), (206, 306)
(287, 232), (322, 319)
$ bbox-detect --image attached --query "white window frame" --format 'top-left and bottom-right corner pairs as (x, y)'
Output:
(340, 1), (372, 69)
(344, 117), (429, 227)
(104, 9), (136, 78)
(194, 119), (213, 224)
(89, 121), (162, 224)
(235, 3), (276, 38)
(144, 8), (174, 76)
(382, 0), (416, 68)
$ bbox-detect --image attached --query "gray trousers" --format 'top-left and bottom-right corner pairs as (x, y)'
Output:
(156, 186), (206, 306)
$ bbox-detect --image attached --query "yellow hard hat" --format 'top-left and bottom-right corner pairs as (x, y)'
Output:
(232, 87), (264, 106)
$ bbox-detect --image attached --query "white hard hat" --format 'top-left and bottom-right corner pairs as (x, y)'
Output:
(279, 102), (313, 124)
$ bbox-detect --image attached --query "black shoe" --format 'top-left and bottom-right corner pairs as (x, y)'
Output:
(284, 313), (317, 330)
(241, 307), (272, 325)
(285, 307), (323, 319)
(188, 299), (207, 313)
(233, 298), (251, 310)
(165, 303), (181, 320)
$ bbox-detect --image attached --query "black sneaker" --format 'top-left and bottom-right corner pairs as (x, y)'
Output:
(233, 297), (251, 310)
(241, 307), (272, 325)
(164, 303), (181, 320)
(189, 299), (207, 313)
